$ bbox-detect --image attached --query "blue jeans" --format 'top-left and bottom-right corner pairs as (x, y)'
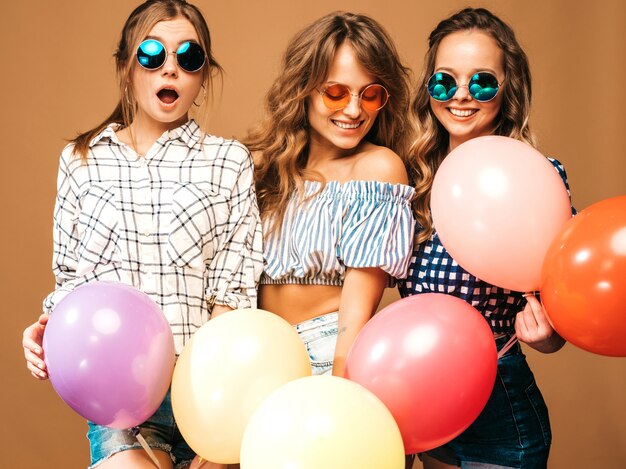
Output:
(87, 389), (195, 468)
(294, 311), (338, 375)
(423, 336), (551, 468)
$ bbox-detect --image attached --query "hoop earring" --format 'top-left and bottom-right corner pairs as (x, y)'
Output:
(193, 85), (207, 107)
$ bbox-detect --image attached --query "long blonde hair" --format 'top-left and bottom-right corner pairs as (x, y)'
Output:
(246, 11), (412, 233)
(408, 7), (536, 243)
(71, 0), (222, 160)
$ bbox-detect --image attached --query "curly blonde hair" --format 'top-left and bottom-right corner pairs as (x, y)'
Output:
(408, 7), (536, 243)
(246, 11), (412, 233)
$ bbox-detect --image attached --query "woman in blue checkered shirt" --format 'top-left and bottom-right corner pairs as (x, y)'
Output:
(400, 8), (574, 469)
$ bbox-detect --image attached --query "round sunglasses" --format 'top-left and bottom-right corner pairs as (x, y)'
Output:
(427, 71), (503, 102)
(318, 83), (390, 112)
(136, 39), (206, 73)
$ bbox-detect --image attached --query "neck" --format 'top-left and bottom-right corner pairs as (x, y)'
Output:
(307, 134), (360, 169)
(129, 112), (189, 148)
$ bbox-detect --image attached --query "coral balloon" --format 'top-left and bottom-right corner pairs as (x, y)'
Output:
(344, 293), (497, 454)
(42, 281), (175, 429)
(431, 136), (572, 291)
(171, 309), (312, 464)
(541, 195), (626, 356)
(240, 376), (405, 469)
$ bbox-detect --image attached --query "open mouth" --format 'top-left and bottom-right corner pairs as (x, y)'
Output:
(157, 88), (179, 104)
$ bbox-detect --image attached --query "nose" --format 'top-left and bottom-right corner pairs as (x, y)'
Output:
(342, 92), (362, 118)
(161, 53), (178, 77)
(453, 84), (471, 101)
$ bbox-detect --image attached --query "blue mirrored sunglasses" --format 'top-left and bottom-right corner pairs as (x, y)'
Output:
(427, 71), (503, 102)
(136, 39), (206, 73)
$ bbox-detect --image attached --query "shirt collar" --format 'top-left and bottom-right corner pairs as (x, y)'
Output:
(162, 119), (203, 149)
(88, 119), (203, 149)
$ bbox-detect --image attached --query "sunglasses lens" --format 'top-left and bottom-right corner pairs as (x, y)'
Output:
(137, 39), (166, 70)
(322, 84), (351, 110)
(176, 41), (206, 72)
(427, 72), (457, 101)
(468, 72), (500, 101)
(360, 84), (389, 111)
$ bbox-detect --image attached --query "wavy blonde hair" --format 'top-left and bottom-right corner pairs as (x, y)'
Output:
(246, 11), (412, 233)
(71, 0), (222, 160)
(408, 7), (536, 243)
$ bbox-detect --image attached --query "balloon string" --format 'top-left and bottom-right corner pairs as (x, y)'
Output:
(130, 426), (162, 468)
(497, 334), (518, 359)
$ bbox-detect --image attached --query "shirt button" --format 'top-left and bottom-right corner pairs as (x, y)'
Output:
(143, 231), (151, 237)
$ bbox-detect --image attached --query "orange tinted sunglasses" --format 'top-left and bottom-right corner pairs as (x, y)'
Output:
(318, 83), (390, 111)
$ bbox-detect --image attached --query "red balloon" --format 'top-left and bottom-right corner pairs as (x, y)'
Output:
(541, 195), (626, 357)
(344, 293), (497, 454)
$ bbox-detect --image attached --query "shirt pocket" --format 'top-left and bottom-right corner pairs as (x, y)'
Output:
(75, 183), (121, 276)
(167, 182), (230, 270)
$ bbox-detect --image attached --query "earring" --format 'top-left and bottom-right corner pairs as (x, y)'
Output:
(193, 85), (207, 107)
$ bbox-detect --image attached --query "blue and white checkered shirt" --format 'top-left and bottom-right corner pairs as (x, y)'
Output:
(43, 120), (263, 353)
(398, 158), (574, 334)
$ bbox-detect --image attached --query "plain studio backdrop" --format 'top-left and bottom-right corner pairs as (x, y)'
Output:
(2, 1), (625, 468)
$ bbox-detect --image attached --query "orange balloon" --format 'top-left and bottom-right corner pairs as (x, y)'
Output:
(541, 195), (626, 356)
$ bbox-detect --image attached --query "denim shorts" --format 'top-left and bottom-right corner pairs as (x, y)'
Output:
(294, 311), (338, 375)
(87, 389), (195, 468)
(422, 335), (552, 468)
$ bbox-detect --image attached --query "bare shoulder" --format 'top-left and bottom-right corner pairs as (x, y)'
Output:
(250, 150), (263, 167)
(353, 143), (408, 185)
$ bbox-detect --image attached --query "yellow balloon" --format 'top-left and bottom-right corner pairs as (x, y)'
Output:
(172, 308), (312, 463)
(240, 376), (405, 469)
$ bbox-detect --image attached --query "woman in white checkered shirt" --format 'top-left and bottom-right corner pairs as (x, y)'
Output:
(22, 1), (262, 468)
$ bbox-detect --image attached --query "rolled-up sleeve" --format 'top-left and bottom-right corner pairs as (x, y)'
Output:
(42, 148), (82, 314)
(205, 143), (263, 311)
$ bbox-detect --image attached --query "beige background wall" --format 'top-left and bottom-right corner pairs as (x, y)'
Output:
(2, 1), (625, 468)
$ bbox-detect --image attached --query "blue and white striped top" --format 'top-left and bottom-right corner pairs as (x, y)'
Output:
(261, 180), (416, 286)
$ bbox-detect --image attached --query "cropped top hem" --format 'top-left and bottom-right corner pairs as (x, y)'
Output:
(259, 275), (343, 287)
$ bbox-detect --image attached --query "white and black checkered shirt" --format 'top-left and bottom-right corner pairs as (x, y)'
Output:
(43, 120), (263, 353)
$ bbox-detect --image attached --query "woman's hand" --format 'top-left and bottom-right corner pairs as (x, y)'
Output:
(22, 314), (49, 379)
(515, 294), (565, 354)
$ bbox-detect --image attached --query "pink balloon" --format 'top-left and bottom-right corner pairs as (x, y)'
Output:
(43, 281), (175, 429)
(345, 293), (497, 454)
(431, 136), (572, 292)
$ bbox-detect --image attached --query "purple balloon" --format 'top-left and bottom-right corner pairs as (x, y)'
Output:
(43, 281), (175, 429)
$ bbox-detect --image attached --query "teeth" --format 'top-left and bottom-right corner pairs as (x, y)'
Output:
(333, 120), (361, 129)
(449, 108), (477, 117)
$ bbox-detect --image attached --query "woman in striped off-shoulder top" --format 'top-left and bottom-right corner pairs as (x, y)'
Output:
(246, 11), (416, 378)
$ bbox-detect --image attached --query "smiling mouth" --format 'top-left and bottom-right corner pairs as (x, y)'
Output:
(448, 108), (477, 117)
(157, 89), (179, 104)
(332, 119), (362, 129)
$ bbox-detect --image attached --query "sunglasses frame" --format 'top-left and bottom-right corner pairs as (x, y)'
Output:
(136, 39), (207, 73)
(426, 71), (504, 102)
(317, 83), (390, 112)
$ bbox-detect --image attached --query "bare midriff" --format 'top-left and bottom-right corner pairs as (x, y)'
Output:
(259, 284), (343, 325)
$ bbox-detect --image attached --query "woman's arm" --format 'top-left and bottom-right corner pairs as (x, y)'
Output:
(515, 294), (566, 353)
(207, 143), (264, 312)
(333, 267), (388, 376)
(22, 314), (50, 379)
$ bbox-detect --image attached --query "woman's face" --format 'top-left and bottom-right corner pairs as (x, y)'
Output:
(130, 17), (204, 131)
(430, 30), (505, 151)
(307, 43), (382, 156)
